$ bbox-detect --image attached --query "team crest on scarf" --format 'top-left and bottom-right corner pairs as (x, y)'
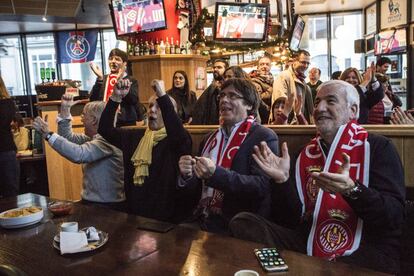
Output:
(296, 120), (369, 259)
(103, 74), (118, 102)
(197, 116), (255, 215)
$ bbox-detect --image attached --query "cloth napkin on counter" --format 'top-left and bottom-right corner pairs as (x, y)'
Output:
(59, 231), (88, 254)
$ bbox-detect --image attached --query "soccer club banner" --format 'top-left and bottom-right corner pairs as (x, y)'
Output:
(56, 30), (98, 64)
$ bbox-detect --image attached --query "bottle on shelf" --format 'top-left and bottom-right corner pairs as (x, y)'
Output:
(139, 39), (144, 56)
(155, 38), (160, 54)
(165, 37), (170, 54)
(159, 39), (166, 55)
(149, 40), (155, 55)
(51, 68), (56, 82)
(128, 38), (134, 56)
(134, 38), (140, 56)
(175, 40), (181, 54)
(40, 68), (45, 83)
(144, 40), (150, 55)
(170, 37), (175, 54)
(45, 68), (51, 82)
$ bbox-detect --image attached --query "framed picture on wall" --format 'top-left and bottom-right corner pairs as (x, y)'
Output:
(380, 0), (407, 30)
(365, 2), (377, 35)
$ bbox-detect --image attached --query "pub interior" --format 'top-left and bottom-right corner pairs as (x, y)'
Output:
(1, 0), (414, 275)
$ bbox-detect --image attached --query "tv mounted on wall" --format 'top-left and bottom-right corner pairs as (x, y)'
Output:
(213, 2), (269, 42)
(374, 28), (407, 55)
(289, 15), (305, 52)
(109, 0), (167, 36)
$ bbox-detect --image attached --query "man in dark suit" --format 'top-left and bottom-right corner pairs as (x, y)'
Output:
(90, 48), (142, 126)
(178, 78), (279, 233)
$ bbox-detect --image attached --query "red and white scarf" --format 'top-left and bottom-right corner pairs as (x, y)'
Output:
(197, 116), (255, 215)
(295, 120), (369, 259)
(103, 74), (119, 102)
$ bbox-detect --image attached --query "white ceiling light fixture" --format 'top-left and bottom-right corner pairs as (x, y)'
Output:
(42, 0), (49, 22)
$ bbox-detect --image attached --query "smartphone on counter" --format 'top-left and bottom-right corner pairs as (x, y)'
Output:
(254, 248), (288, 272)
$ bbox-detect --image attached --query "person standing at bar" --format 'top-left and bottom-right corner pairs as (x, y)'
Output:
(0, 76), (19, 198)
(89, 48), (142, 126)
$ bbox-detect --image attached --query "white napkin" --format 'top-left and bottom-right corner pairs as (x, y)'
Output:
(59, 231), (88, 254)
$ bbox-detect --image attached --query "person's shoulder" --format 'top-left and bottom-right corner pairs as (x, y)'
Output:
(250, 124), (278, 139)
(368, 132), (394, 149)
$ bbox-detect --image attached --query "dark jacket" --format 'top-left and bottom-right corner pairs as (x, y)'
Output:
(90, 75), (142, 126)
(181, 123), (279, 228)
(355, 84), (384, 124)
(271, 134), (405, 266)
(166, 88), (197, 123)
(0, 99), (17, 152)
(191, 84), (220, 125)
(98, 95), (196, 223)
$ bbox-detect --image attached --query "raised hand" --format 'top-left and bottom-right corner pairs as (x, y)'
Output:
(293, 92), (303, 116)
(252, 141), (290, 183)
(179, 155), (196, 178)
(194, 156), (216, 180)
(151, 79), (166, 97)
(311, 152), (355, 194)
(60, 93), (79, 118)
(33, 115), (50, 139)
(391, 107), (414, 125)
(89, 62), (103, 80)
(283, 91), (295, 117)
(361, 61), (375, 87)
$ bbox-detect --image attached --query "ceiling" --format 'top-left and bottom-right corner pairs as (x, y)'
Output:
(0, 0), (375, 35)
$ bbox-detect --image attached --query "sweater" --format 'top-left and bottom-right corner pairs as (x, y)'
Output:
(0, 99), (17, 152)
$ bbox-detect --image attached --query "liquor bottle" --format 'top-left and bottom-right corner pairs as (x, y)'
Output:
(128, 38), (134, 56)
(155, 38), (160, 54)
(149, 40), (155, 55)
(45, 68), (51, 82)
(159, 39), (166, 55)
(51, 68), (56, 82)
(139, 39), (144, 56)
(170, 37), (175, 54)
(134, 38), (140, 56)
(175, 40), (180, 54)
(40, 68), (45, 83)
(165, 37), (170, 54)
(144, 40), (150, 55)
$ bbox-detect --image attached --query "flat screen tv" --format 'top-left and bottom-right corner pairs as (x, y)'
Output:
(374, 28), (406, 55)
(213, 2), (269, 42)
(109, 0), (167, 36)
(289, 15), (305, 52)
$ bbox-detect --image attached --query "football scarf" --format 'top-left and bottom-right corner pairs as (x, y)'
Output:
(295, 120), (369, 259)
(197, 116), (255, 215)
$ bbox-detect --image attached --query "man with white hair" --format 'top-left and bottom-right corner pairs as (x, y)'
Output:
(33, 95), (125, 210)
(230, 80), (405, 274)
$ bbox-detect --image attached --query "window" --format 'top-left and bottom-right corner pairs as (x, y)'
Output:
(0, 36), (25, 96)
(330, 12), (364, 73)
(26, 33), (56, 94)
(300, 15), (329, 81)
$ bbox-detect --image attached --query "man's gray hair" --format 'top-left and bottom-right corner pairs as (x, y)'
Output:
(83, 101), (106, 123)
(317, 80), (360, 119)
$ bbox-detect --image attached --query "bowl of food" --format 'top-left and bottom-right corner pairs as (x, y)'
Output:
(48, 201), (73, 216)
(0, 206), (44, 229)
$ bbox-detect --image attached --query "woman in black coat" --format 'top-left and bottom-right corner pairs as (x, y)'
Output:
(166, 71), (197, 124)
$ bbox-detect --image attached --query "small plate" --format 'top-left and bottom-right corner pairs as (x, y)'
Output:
(0, 207), (43, 229)
(53, 228), (108, 253)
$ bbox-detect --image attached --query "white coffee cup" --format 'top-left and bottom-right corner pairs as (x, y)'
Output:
(234, 270), (259, 276)
(60, 222), (78, 232)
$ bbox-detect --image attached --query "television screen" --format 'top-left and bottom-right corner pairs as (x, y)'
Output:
(213, 2), (269, 42)
(289, 15), (305, 52)
(374, 28), (406, 55)
(110, 0), (167, 36)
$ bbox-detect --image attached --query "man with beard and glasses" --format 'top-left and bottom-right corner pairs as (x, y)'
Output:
(99, 79), (196, 223)
(191, 59), (229, 125)
(230, 80), (405, 275)
(270, 49), (314, 124)
(178, 78), (279, 234)
(249, 56), (274, 123)
(89, 48), (143, 126)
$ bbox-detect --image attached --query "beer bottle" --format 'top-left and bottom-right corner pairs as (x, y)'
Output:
(165, 37), (170, 54)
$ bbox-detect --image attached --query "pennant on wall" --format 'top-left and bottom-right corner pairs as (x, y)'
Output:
(56, 30), (98, 64)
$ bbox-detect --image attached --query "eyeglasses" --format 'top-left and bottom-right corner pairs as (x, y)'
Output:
(218, 91), (244, 100)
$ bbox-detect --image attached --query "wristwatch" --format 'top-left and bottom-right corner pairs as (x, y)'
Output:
(45, 131), (54, 141)
(344, 181), (363, 200)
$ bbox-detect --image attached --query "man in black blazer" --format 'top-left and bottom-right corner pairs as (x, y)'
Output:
(178, 78), (279, 234)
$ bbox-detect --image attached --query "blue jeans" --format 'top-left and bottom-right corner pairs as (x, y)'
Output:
(0, 151), (20, 198)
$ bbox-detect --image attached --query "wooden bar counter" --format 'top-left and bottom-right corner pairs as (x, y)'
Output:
(37, 100), (89, 201)
(129, 54), (209, 102)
